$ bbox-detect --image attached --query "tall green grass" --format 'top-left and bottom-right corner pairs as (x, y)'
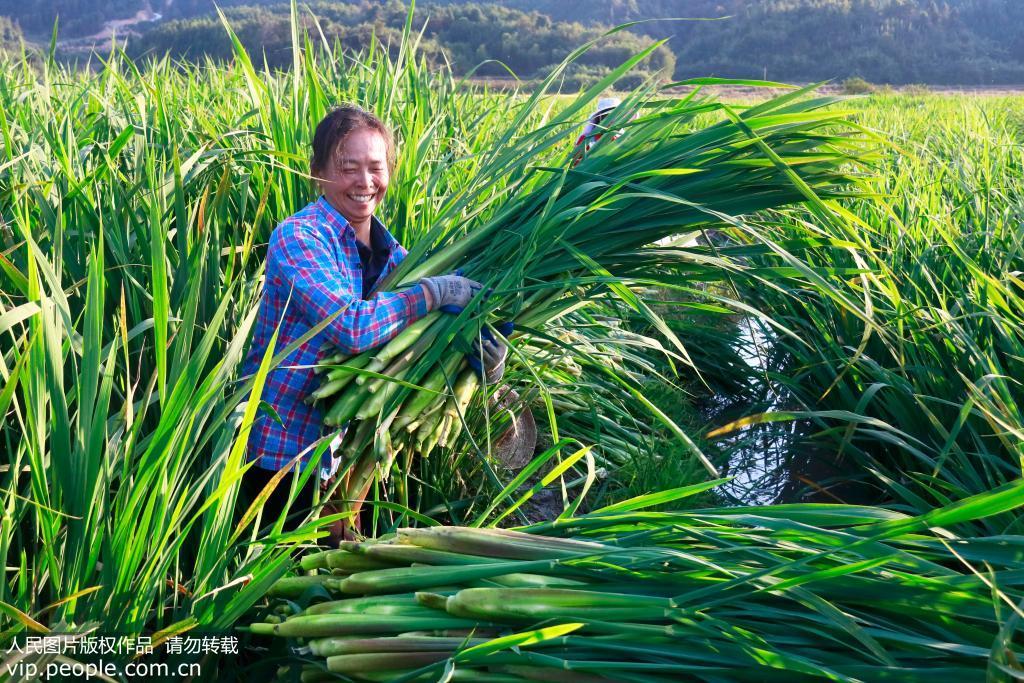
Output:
(0, 17), (551, 647)
(714, 94), (1024, 526)
(1, 10), (761, 644)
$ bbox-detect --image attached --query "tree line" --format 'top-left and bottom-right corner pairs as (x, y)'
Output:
(3, 0), (1024, 84)
(130, 1), (675, 88)
(438, 0), (1024, 84)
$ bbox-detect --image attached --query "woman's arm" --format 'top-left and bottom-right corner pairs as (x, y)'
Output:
(268, 221), (430, 355)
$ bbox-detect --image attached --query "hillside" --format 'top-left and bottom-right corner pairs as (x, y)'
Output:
(2, 0), (1023, 84)
(129, 2), (674, 87)
(431, 0), (1024, 83)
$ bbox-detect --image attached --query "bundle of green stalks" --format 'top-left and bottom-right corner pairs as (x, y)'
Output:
(310, 78), (874, 526)
(353, 291), (724, 529)
(523, 313), (681, 469)
(495, 321), (667, 486)
(247, 479), (1024, 682)
(400, 311), (677, 514)
(399, 316), (680, 523)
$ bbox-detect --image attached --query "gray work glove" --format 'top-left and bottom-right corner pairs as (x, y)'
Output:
(472, 332), (507, 384)
(419, 273), (483, 311)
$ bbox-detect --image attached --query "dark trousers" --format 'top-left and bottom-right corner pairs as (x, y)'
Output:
(241, 465), (322, 532)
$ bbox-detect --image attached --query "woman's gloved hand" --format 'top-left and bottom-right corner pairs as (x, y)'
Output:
(419, 273), (483, 311)
(475, 335), (507, 383)
(469, 322), (514, 383)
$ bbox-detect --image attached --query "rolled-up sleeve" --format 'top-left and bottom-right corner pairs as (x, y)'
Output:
(268, 222), (429, 354)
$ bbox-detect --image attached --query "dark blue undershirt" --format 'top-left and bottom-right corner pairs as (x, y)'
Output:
(356, 217), (391, 297)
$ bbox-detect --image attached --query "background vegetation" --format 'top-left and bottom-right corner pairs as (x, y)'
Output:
(132, 1), (675, 88)
(3, 0), (1024, 85)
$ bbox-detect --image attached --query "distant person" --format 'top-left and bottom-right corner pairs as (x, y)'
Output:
(571, 96), (625, 166)
(240, 104), (506, 539)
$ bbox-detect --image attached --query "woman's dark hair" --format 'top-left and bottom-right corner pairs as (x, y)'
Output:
(310, 104), (396, 177)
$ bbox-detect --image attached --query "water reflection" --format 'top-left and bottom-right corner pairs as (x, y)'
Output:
(704, 317), (798, 505)
(704, 317), (879, 507)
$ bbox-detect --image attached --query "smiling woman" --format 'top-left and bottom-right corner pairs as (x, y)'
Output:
(240, 104), (501, 539)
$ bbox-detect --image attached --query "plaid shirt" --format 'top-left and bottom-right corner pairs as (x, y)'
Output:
(243, 196), (430, 472)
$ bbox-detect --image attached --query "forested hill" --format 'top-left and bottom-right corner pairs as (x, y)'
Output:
(486, 0), (1024, 83)
(3, 0), (1023, 84)
(130, 2), (676, 88)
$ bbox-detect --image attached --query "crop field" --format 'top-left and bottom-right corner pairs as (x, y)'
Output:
(0, 15), (1022, 683)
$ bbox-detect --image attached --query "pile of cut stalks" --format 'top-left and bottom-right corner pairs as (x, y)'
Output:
(247, 480), (1024, 682)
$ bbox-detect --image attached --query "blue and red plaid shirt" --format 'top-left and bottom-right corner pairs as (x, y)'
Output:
(242, 196), (430, 472)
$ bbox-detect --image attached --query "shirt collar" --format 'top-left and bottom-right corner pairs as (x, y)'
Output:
(315, 195), (400, 252)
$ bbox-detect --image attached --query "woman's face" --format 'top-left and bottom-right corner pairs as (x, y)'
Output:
(319, 128), (390, 231)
